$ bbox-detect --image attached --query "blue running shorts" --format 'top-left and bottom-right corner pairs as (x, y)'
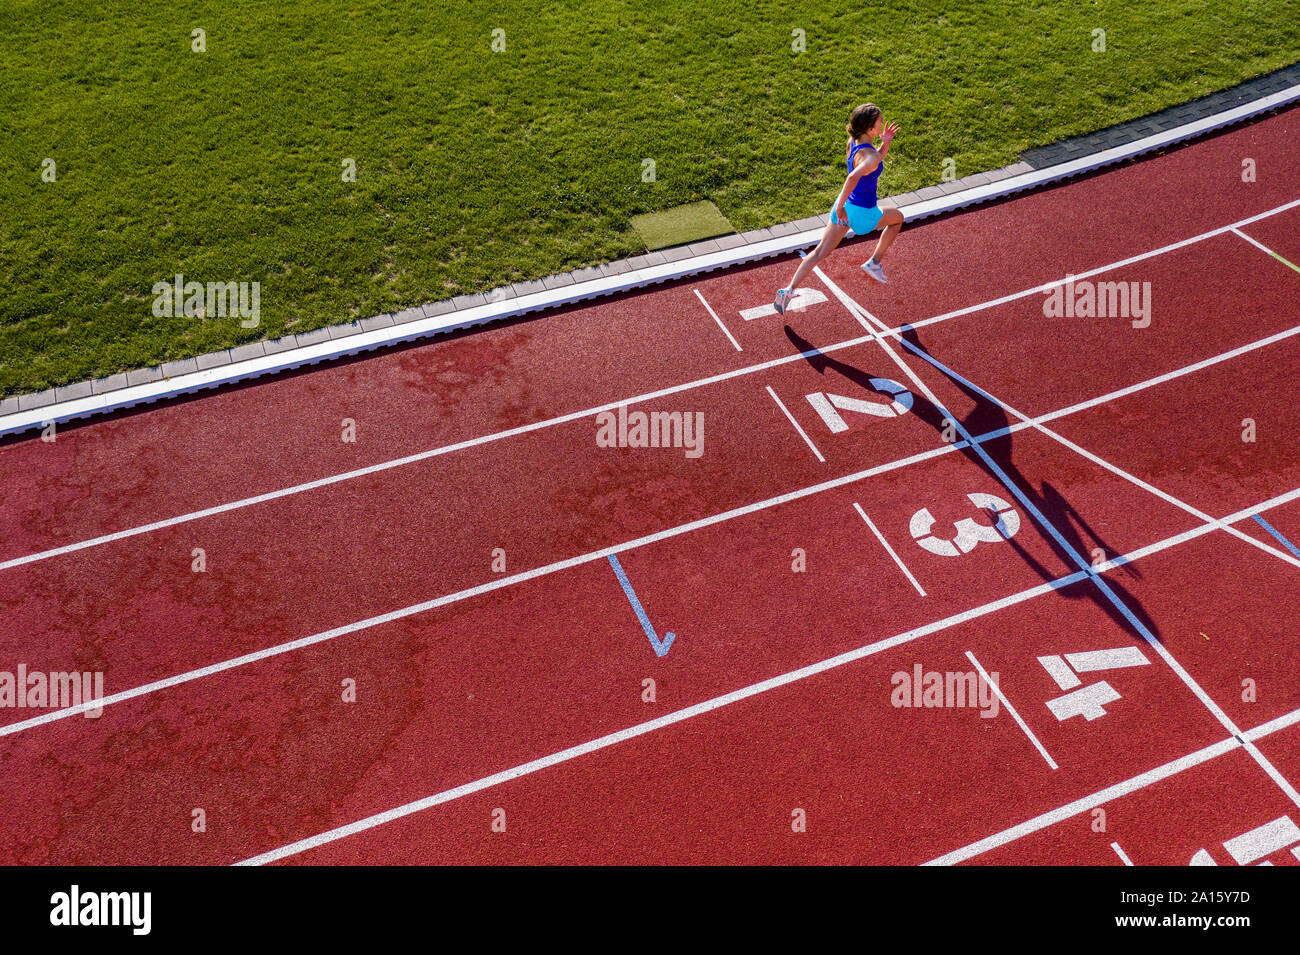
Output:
(830, 200), (884, 235)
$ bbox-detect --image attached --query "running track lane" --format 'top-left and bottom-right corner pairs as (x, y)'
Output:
(264, 531), (1296, 865)
(0, 310), (1289, 862)
(1, 308), (1272, 863)
(0, 489), (1271, 864)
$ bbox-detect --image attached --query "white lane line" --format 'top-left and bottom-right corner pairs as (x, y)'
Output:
(1111, 842), (1134, 866)
(16, 315), (1295, 581)
(965, 650), (1057, 770)
(14, 313), (1275, 576)
(0, 334), (882, 573)
(765, 385), (824, 462)
(1033, 423), (1300, 571)
(898, 197), (1300, 336)
(1022, 323), (1300, 433)
(853, 502), (925, 596)
(6, 204), (1300, 574)
(247, 667), (1300, 866)
(1091, 486), (1300, 573)
(0, 441), (964, 737)
(924, 735), (1243, 865)
(692, 288), (743, 351)
(237, 570), (1091, 865)
(820, 271), (1300, 812)
(1231, 227), (1300, 274)
(937, 715), (1300, 866)
(1243, 704), (1300, 742)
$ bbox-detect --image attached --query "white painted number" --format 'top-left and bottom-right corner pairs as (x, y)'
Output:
(910, 492), (1020, 557)
(1037, 646), (1149, 721)
(1190, 815), (1300, 866)
(805, 379), (912, 433)
(740, 288), (827, 320)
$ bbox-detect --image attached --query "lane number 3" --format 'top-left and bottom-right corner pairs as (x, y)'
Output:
(910, 492), (1021, 557)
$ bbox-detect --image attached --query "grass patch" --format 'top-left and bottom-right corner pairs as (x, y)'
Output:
(630, 201), (735, 250)
(1, 1), (1296, 394)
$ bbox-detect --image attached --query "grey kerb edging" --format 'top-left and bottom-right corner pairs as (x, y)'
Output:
(2, 81), (1298, 437)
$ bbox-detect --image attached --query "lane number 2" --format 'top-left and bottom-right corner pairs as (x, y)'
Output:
(805, 379), (913, 433)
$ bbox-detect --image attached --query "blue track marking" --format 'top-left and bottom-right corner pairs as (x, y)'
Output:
(1252, 514), (1300, 560)
(607, 554), (676, 657)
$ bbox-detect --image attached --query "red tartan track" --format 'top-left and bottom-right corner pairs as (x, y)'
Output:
(2, 107), (1299, 866)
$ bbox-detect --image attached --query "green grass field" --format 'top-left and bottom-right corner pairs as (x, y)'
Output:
(1, 0), (1296, 395)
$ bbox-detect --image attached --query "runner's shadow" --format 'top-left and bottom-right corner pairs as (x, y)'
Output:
(784, 323), (1160, 644)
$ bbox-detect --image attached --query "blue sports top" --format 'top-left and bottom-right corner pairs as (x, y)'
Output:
(847, 140), (883, 207)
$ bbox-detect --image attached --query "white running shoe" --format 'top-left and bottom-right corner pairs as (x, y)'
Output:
(861, 260), (889, 284)
(773, 288), (793, 314)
